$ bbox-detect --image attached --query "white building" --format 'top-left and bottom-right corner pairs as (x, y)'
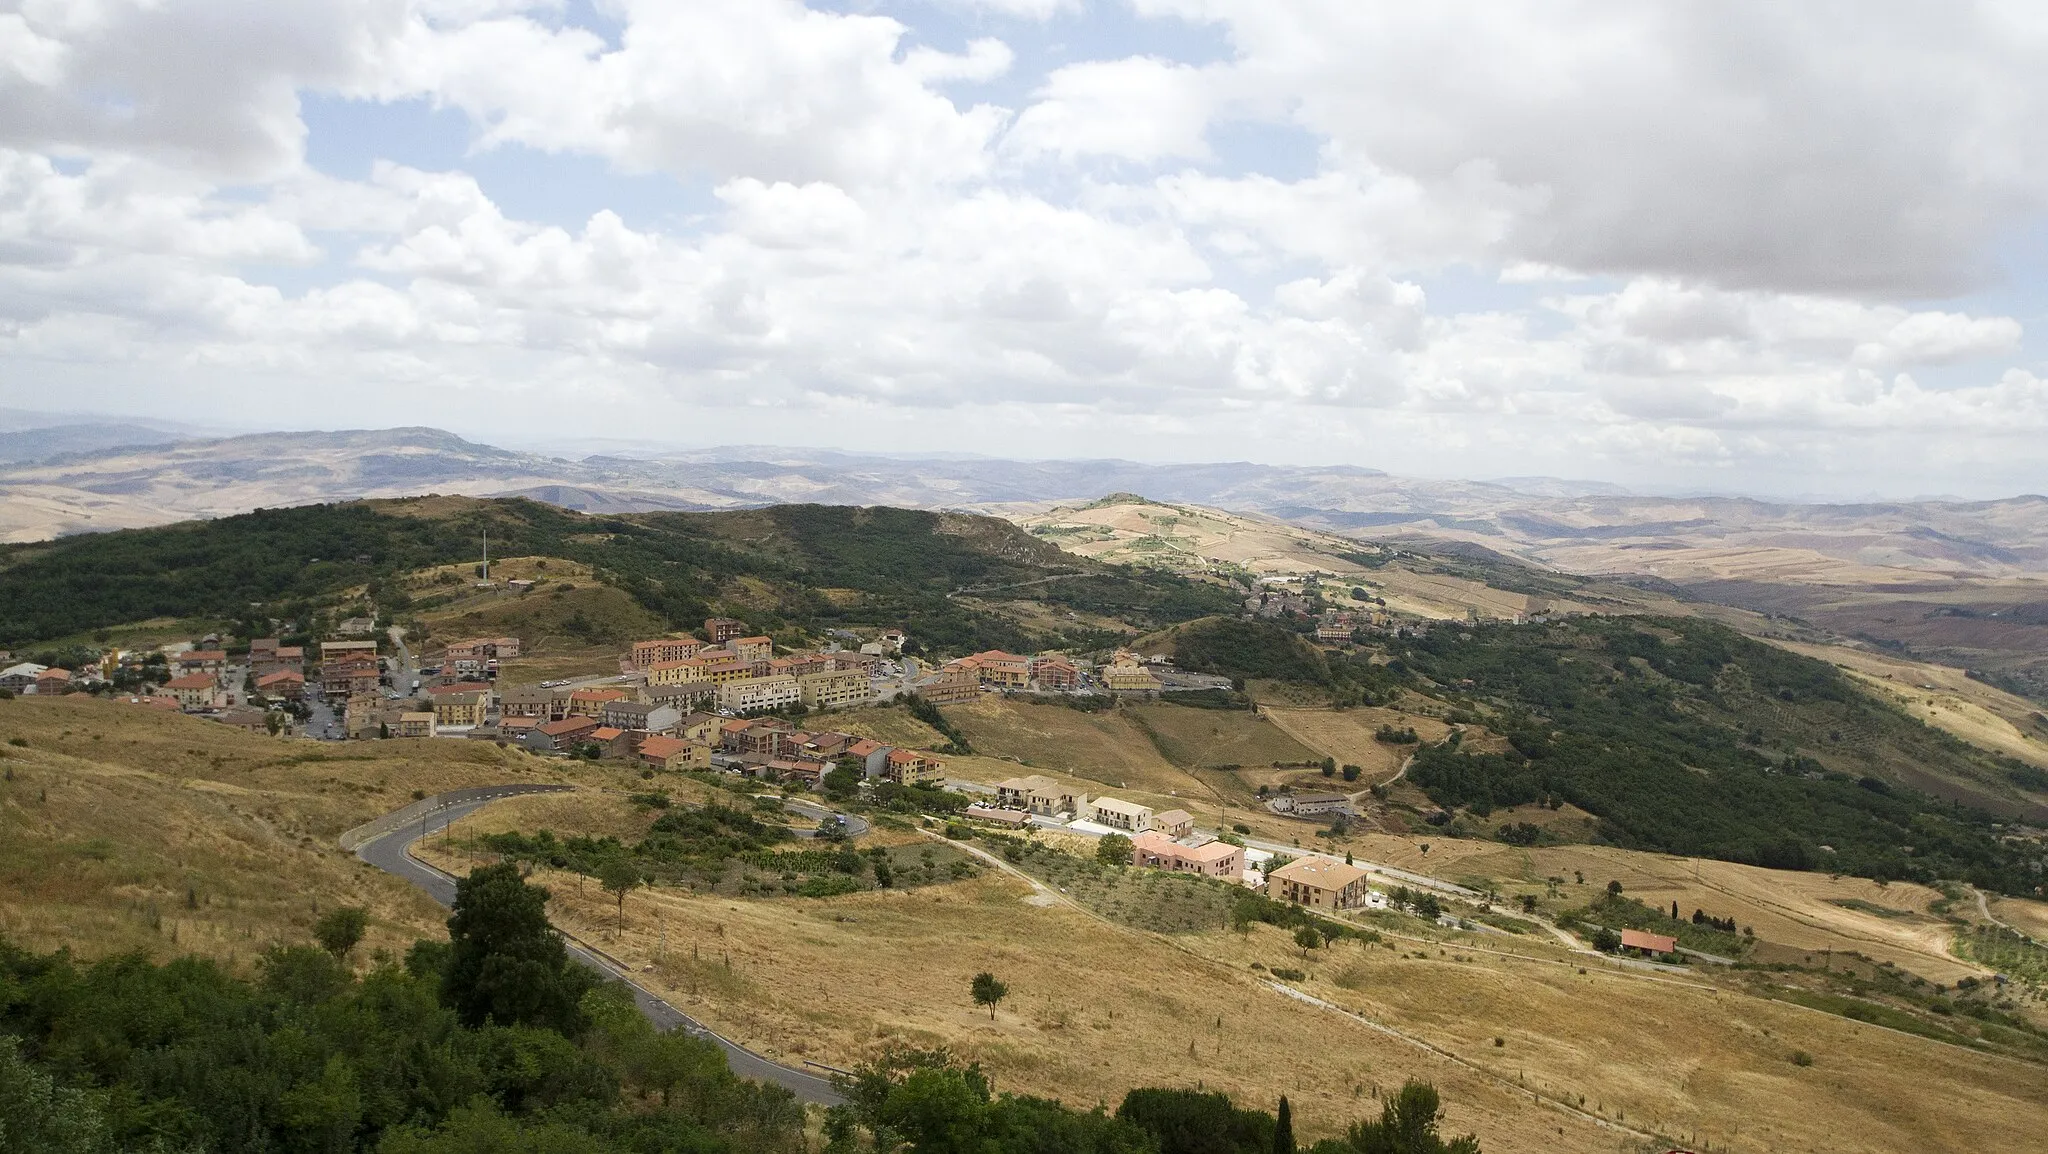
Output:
(1089, 796), (1154, 833)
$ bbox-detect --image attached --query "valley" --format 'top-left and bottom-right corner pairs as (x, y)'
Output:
(4, 492), (2048, 1154)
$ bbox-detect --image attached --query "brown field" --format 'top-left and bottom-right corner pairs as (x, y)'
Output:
(1260, 706), (1450, 784)
(1338, 833), (2002, 984)
(1123, 702), (1321, 768)
(0, 696), (627, 969)
(821, 705), (951, 750)
(417, 787), (2048, 1154)
(941, 698), (1194, 794)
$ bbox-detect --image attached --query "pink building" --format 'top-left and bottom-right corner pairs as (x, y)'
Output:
(1130, 831), (1243, 879)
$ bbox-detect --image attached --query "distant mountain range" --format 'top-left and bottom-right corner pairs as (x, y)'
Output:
(3, 422), (2045, 580)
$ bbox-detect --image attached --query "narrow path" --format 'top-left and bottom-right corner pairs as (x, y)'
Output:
(350, 787), (844, 1105)
(1971, 884), (2014, 931)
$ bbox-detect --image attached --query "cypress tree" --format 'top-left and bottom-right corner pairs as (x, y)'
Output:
(1274, 1095), (1295, 1154)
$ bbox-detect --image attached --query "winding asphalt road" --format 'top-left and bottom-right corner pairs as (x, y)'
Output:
(352, 787), (845, 1105)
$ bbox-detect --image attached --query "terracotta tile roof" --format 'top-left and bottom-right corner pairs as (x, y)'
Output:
(537, 717), (598, 737)
(638, 735), (692, 759)
(1269, 857), (1368, 889)
(1620, 929), (1678, 954)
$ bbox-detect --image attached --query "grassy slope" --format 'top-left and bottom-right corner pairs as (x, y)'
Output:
(426, 787), (2048, 1154)
(0, 696), (631, 968)
(940, 698), (1193, 794)
(1122, 702), (1321, 768)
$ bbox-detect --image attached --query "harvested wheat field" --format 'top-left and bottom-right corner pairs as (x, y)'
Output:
(1775, 638), (2048, 773)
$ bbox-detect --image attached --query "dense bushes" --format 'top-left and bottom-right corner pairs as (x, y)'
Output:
(0, 866), (802, 1153)
(828, 1048), (1481, 1154)
(1172, 619), (1330, 684)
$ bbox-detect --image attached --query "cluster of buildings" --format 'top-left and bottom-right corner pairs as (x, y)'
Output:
(977, 773), (1245, 879)
(975, 770), (1394, 912)
(0, 661), (75, 695)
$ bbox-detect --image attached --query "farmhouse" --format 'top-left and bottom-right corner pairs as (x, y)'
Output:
(1269, 857), (1371, 910)
(1620, 929), (1678, 957)
(1275, 791), (1350, 817)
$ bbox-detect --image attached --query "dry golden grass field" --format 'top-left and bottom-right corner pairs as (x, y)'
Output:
(0, 696), (628, 969)
(1260, 707), (1451, 783)
(822, 705), (952, 750)
(1334, 833), (2031, 985)
(1124, 702), (1321, 769)
(1774, 638), (2048, 774)
(941, 698), (1193, 794)
(418, 787), (2048, 1154)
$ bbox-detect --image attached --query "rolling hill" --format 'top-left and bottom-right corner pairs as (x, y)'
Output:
(0, 496), (1240, 655)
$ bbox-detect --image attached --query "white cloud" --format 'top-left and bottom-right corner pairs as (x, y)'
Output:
(1007, 57), (1222, 164)
(1135, 0), (2048, 297)
(930, 0), (1079, 19)
(0, 1), (2046, 497)
(389, 0), (1009, 189)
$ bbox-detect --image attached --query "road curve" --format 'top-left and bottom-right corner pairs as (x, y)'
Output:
(352, 786), (844, 1105)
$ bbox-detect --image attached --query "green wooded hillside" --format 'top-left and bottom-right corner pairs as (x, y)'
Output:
(1396, 617), (2048, 894)
(0, 498), (1240, 654)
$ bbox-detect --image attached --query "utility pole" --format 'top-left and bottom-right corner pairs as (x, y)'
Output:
(481, 528), (488, 581)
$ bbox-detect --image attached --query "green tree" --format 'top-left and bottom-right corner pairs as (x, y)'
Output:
(970, 971), (1009, 1020)
(598, 857), (641, 935)
(1274, 1095), (1296, 1154)
(1346, 1080), (1480, 1154)
(1592, 926), (1622, 952)
(442, 861), (595, 1037)
(0, 1036), (111, 1154)
(822, 760), (864, 801)
(1097, 833), (1134, 867)
(312, 906), (369, 961)
(1293, 925), (1321, 958)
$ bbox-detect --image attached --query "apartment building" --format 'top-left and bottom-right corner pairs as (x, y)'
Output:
(798, 668), (871, 710)
(718, 674), (801, 714)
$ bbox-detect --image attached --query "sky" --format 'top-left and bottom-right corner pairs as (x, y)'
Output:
(4, 1), (2048, 499)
